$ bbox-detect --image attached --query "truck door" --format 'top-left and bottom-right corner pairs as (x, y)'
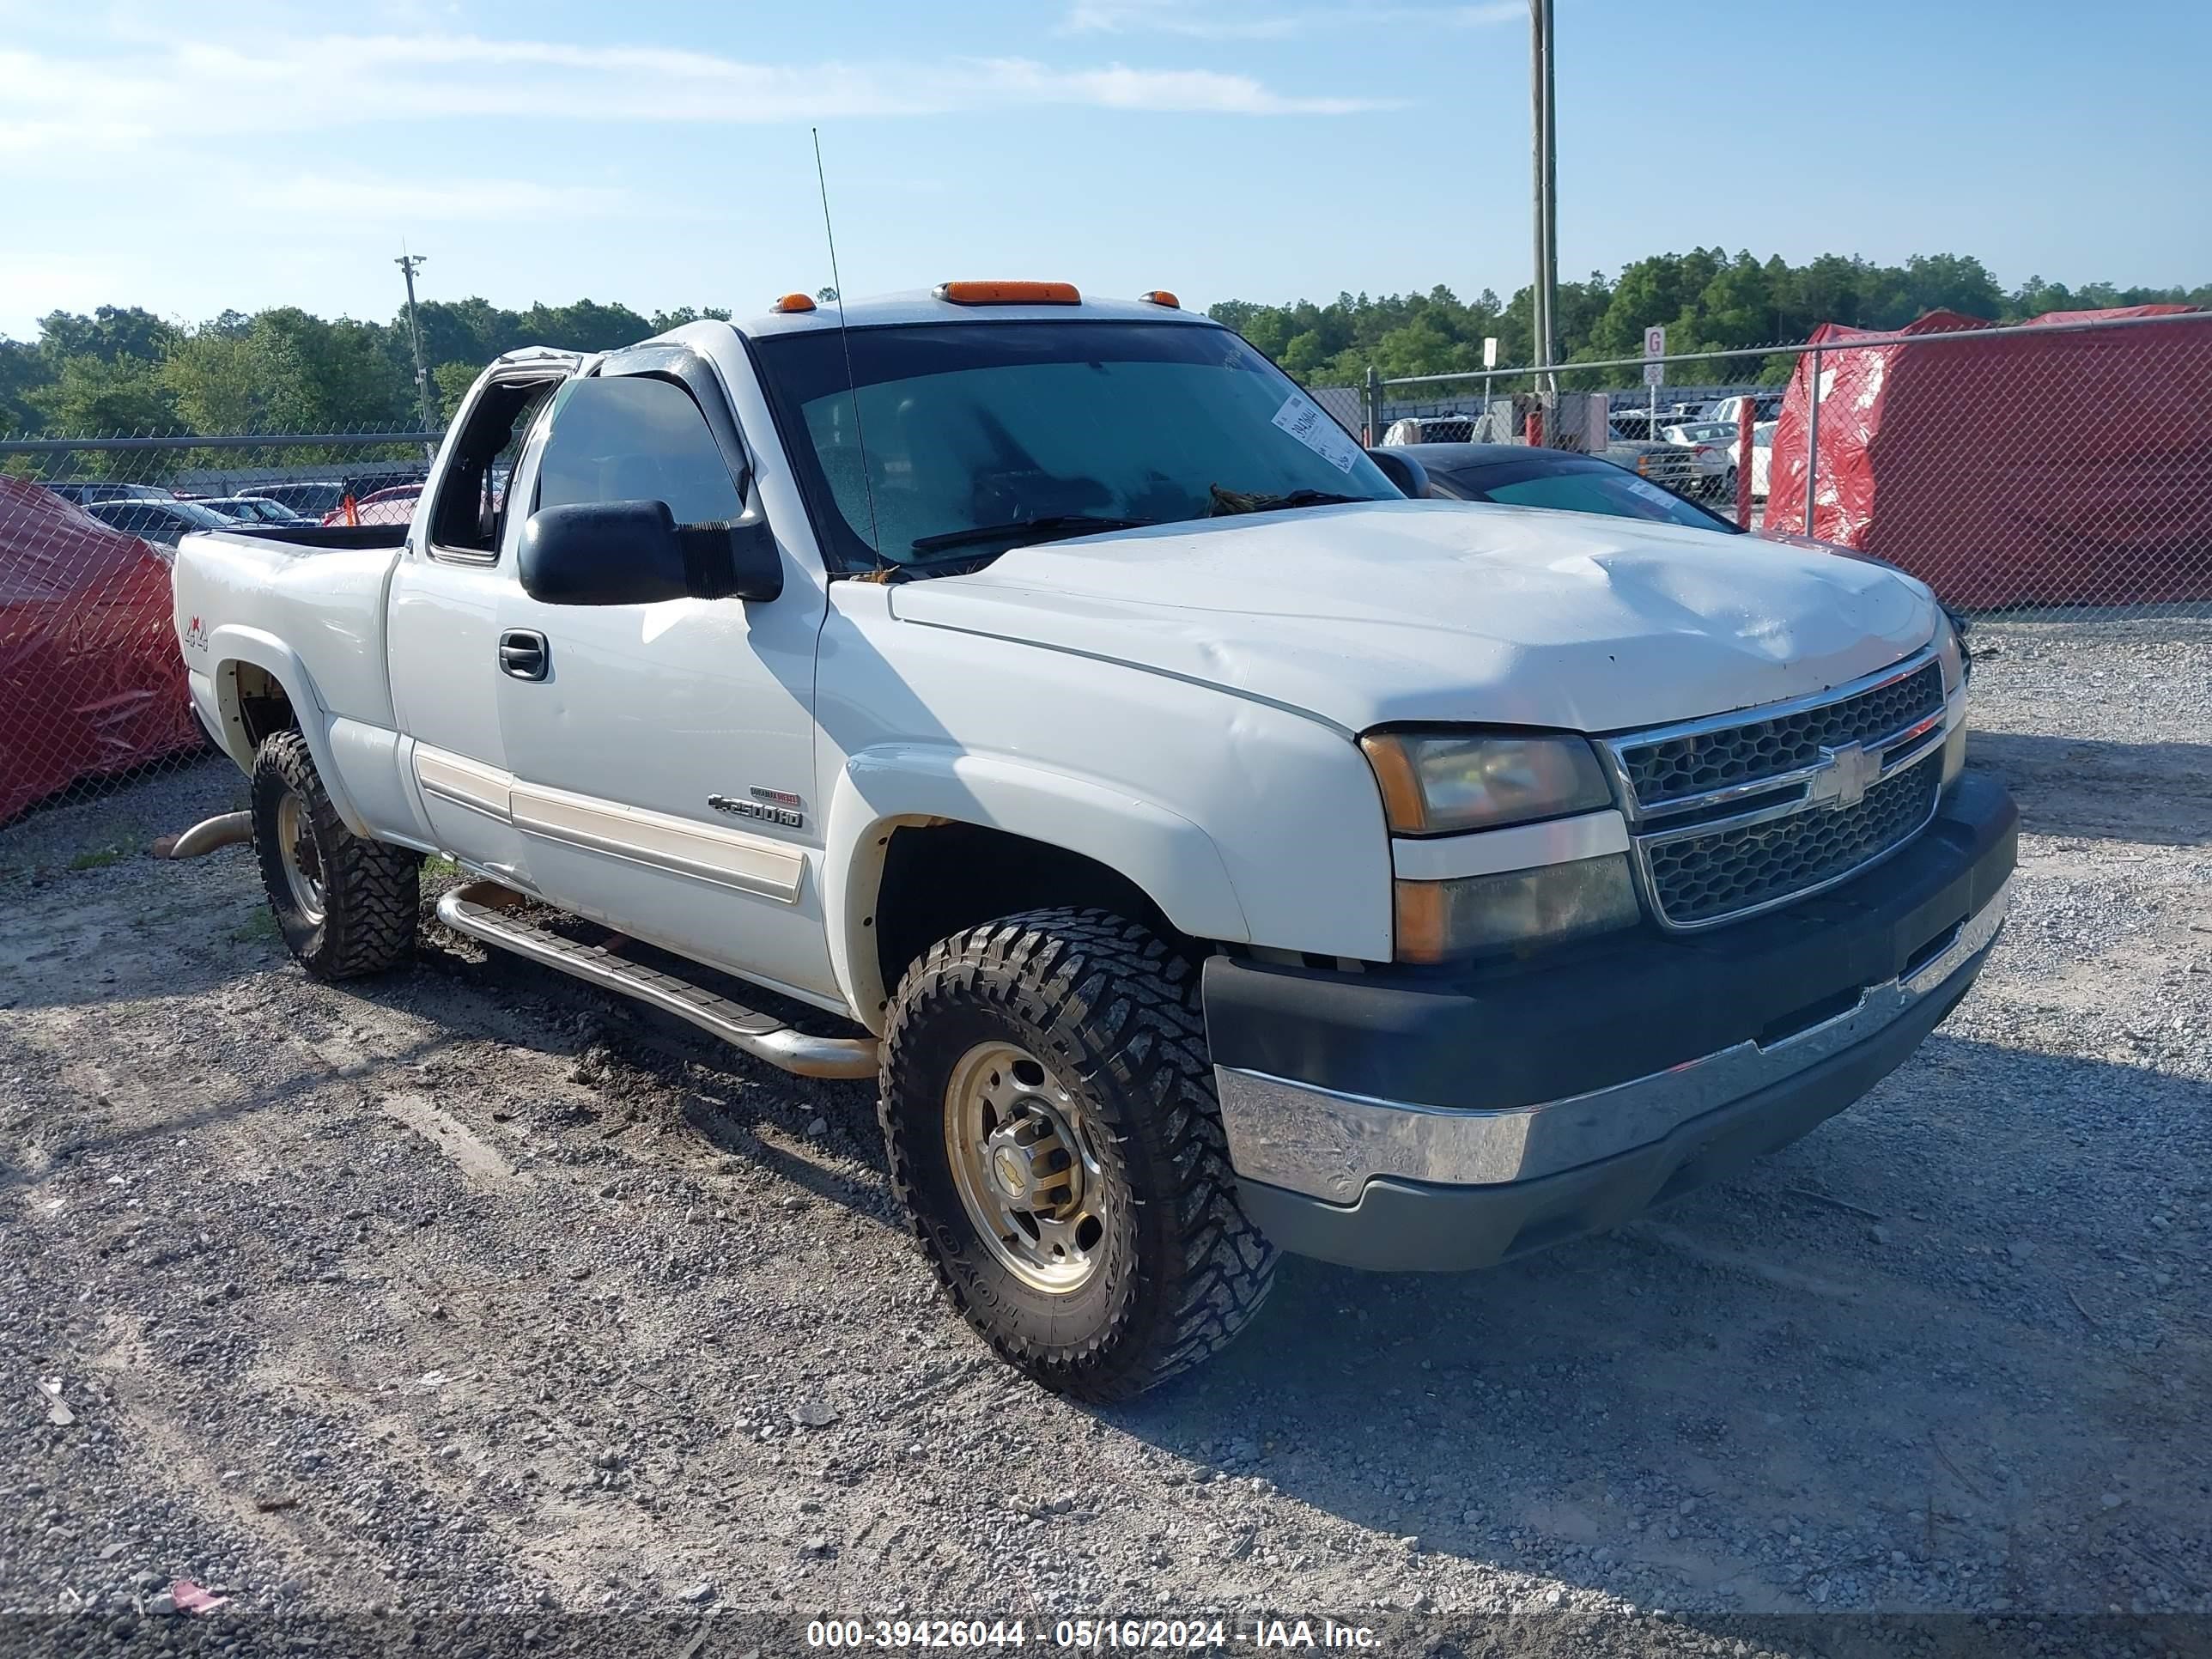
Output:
(386, 363), (573, 884)
(489, 353), (837, 1006)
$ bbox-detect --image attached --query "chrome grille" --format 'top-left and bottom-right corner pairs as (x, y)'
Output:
(1645, 761), (1941, 927)
(1620, 661), (1944, 809)
(1602, 649), (1953, 931)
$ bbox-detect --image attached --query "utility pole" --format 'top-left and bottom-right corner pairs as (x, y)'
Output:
(394, 251), (438, 439)
(1528, 0), (1559, 395)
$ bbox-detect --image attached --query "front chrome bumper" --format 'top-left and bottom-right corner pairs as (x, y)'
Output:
(1216, 874), (2009, 1206)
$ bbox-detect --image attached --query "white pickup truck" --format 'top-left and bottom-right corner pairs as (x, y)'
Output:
(172, 283), (2015, 1400)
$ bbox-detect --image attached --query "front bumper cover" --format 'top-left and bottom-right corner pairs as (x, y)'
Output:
(1204, 771), (2017, 1271)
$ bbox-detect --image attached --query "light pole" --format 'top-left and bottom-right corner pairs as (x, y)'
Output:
(395, 252), (438, 439)
(1528, 0), (1559, 392)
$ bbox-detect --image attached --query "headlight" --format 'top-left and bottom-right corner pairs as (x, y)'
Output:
(1394, 854), (1640, 963)
(1360, 732), (1614, 836)
(1935, 611), (1969, 787)
(1935, 608), (1967, 691)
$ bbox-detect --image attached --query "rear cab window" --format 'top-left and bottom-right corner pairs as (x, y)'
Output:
(427, 374), (565, 562)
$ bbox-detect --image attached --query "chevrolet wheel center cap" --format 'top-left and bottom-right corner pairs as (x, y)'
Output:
(993, 1147), (1027, 1196)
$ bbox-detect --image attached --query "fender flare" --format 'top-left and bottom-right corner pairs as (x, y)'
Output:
(207, 624), (371, 836)
(821, 744), (1251, 1030)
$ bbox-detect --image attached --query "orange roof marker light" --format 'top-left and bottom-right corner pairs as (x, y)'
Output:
(772, 293), (817, 313)
(933, 281), (1081, 306)
(1139, 289), (1181, 308)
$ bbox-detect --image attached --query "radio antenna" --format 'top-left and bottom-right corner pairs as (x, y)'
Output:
(811, 127), (881, 561)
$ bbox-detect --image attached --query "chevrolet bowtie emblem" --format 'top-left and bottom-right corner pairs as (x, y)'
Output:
(1809, 741), (1882, 810)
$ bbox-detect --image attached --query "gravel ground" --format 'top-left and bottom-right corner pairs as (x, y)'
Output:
(2, 618), (2207, 1656)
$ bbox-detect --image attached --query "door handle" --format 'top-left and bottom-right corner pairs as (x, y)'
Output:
(498, 629), (549, 682)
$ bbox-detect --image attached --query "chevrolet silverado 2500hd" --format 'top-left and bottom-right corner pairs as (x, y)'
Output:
(172, 284), (2016, 1400)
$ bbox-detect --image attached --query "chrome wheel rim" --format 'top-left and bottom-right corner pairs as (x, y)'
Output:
(275, 790), (325, 925)
(944, 1040), (1106, 1294)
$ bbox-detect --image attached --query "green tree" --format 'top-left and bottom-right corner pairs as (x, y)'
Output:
(432, 359), (482, 419)
(0, 258), (2201, 441)
(0, 338), (46, 434)
(30, 353), (177, 456)
(37, 306), (177, 369)
(160, 313), (259, 431)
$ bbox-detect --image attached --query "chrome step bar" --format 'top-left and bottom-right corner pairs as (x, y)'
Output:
(434, 880), (878, 1080)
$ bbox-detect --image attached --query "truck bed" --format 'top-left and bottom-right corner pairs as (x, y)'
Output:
(173, 526), (409, 746)
(210, 521), (410, 551)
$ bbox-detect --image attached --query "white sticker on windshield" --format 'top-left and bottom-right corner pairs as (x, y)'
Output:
(1272, 392), (1363, 474)
(1623, 477), (1680, 507)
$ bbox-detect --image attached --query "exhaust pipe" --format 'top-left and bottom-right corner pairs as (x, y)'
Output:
(155, 811), (253, 860)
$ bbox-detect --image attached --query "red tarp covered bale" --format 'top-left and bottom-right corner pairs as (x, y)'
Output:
(1767, 306), (2212, 608)
(0, 474), (202, 823)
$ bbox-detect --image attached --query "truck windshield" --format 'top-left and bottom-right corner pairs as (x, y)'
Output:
(750, 320), (1401, 572)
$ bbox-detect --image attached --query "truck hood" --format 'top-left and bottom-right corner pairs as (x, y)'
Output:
(888, 499), (1939, 733)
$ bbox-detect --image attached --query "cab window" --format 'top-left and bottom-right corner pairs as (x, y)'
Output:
(428, 375), (562, 561)
(534, 376), (744, 524)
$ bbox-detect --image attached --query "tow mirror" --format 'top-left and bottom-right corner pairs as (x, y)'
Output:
(519, 501), (783, 606)
(1365, 448), (1430, 500)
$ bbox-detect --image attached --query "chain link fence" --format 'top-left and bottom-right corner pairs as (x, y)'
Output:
(1364, 307), (2212, 617)
(0, 428), (434, 826)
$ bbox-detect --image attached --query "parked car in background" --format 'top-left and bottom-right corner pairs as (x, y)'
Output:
(1601, 429), (1701, 493)
(1381, 412), (1484, 445)
(1610, 408), (1713, 441)
(1407, 442), (1747, 530)
(1699, 391), (1785, 425)
(46, 481), (176, 506)
(323, 483), (422, 526)
(1376, 418), (1704, 497)
(1659, 421), (1741, 498)
(1660, 420), (1732, 447)
(1751, 419), (1778, 500)
(242, 482), (349, 520)
(197, 495), (308, 525)
(83, 497), (239, 551)
(1392, 440), (1969, 676)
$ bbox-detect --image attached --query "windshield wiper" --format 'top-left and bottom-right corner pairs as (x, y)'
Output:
(1206, 485), (1368, 517)
(909, 514), (1158, 555)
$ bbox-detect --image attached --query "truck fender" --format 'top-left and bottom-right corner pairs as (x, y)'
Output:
(206, 624), (372, 837)
(821, 744), (1251, 1030)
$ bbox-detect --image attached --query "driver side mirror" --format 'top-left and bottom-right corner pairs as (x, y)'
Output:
(518, 500), (783, 606)
(1365, 448), (1430, 500)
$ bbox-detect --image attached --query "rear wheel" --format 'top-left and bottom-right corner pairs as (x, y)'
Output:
(251, 731), (420, 980)
(879, 908), (1275, 1401)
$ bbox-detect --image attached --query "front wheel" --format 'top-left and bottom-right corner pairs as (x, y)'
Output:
(878, 908), (1275, 1401)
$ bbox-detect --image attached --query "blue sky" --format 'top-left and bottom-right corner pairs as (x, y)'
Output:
(3, 0), (2207, 338)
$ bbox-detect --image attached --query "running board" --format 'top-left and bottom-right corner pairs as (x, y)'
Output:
(435, 880), (878, 1080)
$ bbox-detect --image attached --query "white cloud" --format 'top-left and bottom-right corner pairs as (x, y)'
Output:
(234, 173), (643, 223)
(0, 30), (1384, 157)
(1061, 1), (1521, 39)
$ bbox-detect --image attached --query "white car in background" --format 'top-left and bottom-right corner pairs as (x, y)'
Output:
(1751, 419), (1778, 500)
(1659, 421), (1741, 496)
